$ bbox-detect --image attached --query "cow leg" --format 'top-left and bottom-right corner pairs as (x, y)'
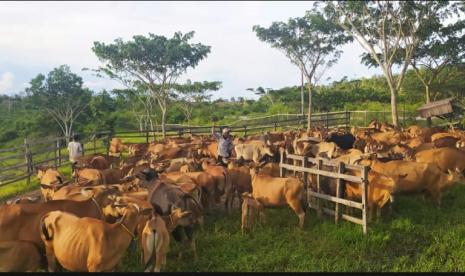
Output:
(376, 206), (381, 222)
(184, 226), (197, 261)
(288, 200), (305, 229)
(44, 246), (57, 272)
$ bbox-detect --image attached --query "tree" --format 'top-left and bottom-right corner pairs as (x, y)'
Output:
(246, 87), (274, 106)
(172, 80), (221, 126)
(409, 2), (465, 125)
(253, 9), (351, 131)
(91, 31), (211, 138)
(25, 65), (91, 138)
(324, 1), (452, 127)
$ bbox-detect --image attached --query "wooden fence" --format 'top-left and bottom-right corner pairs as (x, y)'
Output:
(0, 131), (111, 187)
(279, 151), (370, 234)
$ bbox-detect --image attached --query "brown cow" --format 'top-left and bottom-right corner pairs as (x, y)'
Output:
(0, 241), (42, 272)
(40, 203), (151, 272)
(249, 165), (305, 229)
(0, 187), (117, 252)
(226, 162), (253, 210)
(201, 160), (231, 210)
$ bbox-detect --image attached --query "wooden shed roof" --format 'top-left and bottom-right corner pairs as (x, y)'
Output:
(417, 97), (455, 118)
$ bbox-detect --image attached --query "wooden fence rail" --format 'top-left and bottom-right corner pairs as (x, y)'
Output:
(279, 151), (369, 234)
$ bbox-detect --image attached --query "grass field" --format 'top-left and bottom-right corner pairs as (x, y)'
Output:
(114, 184), (465, 272)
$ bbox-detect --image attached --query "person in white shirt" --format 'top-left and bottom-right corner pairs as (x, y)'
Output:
(68, 134), (83, 172)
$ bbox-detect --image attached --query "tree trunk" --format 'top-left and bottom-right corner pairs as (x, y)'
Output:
(389, 87), (400, 128)
(425, 85), (432, 127)
(306, 82), (312, 132)
(161, 108), (167, 139)
(301, 71), (304, 115)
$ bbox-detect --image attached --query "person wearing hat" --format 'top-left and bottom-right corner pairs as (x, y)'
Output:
(211, 125), (234, 167)
(68, 134), (83, 173)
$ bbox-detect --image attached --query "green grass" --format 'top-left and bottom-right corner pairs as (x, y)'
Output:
(112, 184), (465, 272)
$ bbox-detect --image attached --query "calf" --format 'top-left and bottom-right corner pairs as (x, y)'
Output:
(141, 209), (193, 272)
(0, 240), (42, 272)
(240, 192), (265, 234)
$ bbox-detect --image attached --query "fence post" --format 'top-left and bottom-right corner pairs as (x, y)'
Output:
(274, 121), (277, 131)
(316, 158), (323, 218)
(279, 149), (285, 178)
(24, 138), (31, 186)
(364, 110), (367, 126)
(146, 130), (149, 143)
(335, 162), (345, 224)
(243, 126), (247, 137)
(362, 165), (369, 235)
(302, 157), (308, 190)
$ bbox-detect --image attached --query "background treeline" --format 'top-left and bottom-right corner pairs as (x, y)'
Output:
(1, 64), (464, 144)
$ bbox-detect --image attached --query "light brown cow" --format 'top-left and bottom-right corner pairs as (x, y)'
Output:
(345, 170), (398, 221)
(141, 209), (193, 272)
(40, 203), (151, 272)
(201, 160), (231, 210)
(0, 187), (117, 252)
(0, 241), (42, 272)
(249, 165), (305, 229)
(73, 168), (106, 186)
(234, 142), (274, 163)
(415, 147), (465, 174)
(36, 166), (66, 201)
(359, 158), (464, 206)
(109, 138), (126, 157)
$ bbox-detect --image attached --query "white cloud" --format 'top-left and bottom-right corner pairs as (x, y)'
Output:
(0, 72), (14, 94)
(0, 1), (387, 99)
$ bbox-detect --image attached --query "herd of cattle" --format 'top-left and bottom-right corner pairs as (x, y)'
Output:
(1, 120), (465, 272)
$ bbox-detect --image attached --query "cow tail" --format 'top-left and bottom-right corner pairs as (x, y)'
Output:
(40, 214), (52, 241)
(141, 222), (155, 271)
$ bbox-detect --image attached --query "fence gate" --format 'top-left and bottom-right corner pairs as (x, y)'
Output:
(279, 151), (370, 234)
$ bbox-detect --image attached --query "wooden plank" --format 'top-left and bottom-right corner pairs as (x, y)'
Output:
(0, 162), (28, 172)
(0, 174), (30, 186)
(0, 154), (23, 162)
(308, 190), (363, 209)
(0, 147), (22, 153)
(335, 162), (345, 224)
(362, 166), (369, 234)
(322, 208), (364, 225)
(316, 159), (323, 218)
(279, 163), (363, 183)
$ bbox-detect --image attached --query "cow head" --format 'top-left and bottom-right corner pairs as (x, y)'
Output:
(456, 139), (465, 151)
(447, 168), (465, 184)
(35, 165), (50, 179)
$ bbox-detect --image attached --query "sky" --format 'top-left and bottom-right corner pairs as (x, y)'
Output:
(0, 1), (382, 100)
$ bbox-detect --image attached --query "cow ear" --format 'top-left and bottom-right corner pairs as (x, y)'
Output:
(140, 208), (152, 216)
